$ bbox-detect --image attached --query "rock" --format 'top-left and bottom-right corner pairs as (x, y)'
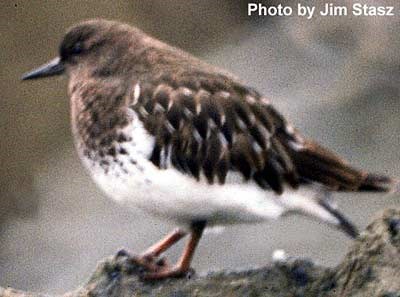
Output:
(1, 209), (400, 297)
(312, 209), (400, 297)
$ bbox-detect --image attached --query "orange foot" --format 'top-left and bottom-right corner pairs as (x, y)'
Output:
(118, 221), (206, 281)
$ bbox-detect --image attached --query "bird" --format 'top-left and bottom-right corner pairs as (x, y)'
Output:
(22, 19), (398, 280)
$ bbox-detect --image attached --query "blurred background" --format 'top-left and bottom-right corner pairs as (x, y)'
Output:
(1, 0), (399, 293)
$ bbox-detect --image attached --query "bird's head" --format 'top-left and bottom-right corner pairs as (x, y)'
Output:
(22, 19), (141, 81)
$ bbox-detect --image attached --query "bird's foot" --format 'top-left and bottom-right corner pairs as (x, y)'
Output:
(131, 254), (195, 280)
(116, 248), (168, 272)
(131, 254), (170, 272)
(114, 222), (203, 281)
(141, 265), (195, 280)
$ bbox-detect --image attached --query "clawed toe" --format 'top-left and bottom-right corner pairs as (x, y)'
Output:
(130, 255), (160, 272)
(141, 266), (195, 280)
(127, 254), (194, 280)
(116, 248), (173, 275)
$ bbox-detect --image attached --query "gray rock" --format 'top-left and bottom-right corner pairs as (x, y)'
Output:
(2, 209), (400, 297)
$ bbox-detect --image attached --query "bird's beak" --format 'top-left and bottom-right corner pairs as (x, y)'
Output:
(21, 57), (65, 80)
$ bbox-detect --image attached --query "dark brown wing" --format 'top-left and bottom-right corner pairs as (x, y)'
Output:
(129, 71), (299, 194)
(129, 71), (396, 195)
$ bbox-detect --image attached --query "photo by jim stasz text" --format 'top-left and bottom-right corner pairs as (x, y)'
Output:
(248, 3), (395, 18)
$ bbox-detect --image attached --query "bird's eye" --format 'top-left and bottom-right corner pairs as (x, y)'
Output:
(71, 42), (83, 55)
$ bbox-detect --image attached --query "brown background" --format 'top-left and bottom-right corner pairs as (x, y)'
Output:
(0, 0), (399, 294)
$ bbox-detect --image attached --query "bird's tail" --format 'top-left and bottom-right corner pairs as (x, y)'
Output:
(288, 139), (398, 194)
(358, 173), (398, 193)
(276, 134), (397, 238)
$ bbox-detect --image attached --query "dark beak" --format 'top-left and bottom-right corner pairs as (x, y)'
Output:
(21, 57), (65, 80)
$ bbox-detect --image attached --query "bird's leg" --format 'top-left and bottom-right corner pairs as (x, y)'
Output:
(141, 228), (187, 262)
(131, 228), (187, 271)
(142, 220), (206, 280)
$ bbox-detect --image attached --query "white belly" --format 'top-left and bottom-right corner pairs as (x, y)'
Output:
(91, 160), (286, 226)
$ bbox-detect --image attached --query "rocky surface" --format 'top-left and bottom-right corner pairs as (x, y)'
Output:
(1, 209), (400, 297)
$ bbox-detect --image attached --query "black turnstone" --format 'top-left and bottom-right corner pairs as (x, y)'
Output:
(22, 19), (398, 279)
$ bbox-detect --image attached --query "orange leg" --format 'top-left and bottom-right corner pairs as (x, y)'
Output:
(142, 228), (187, 260)
(131, 228), (187, 271)
(142, 221), (206, 280)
